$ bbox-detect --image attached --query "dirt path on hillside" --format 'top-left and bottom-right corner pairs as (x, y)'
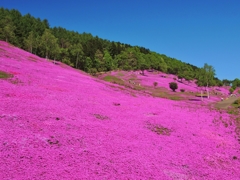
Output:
(215, 96), (239, 109)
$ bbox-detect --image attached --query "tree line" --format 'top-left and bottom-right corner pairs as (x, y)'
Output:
(0, 7), (239, 91)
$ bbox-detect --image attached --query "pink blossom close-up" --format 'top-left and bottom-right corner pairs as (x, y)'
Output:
(0, 41), (240, 179)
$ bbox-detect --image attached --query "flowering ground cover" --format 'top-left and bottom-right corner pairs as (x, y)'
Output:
(0, 41), (240, 180)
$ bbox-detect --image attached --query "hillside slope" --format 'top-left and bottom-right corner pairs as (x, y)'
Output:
(0, 41), (240, 180)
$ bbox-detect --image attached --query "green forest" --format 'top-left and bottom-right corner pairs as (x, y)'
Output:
(0, 7), (240, 89)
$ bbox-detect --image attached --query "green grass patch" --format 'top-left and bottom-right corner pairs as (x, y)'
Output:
(152, 91), (167, 98)
(169, 96), (182, 101)
(103, 75), (125, 86)
(0, 70), (12, 79)
(195, 93), (208, 97)
(232, 98), (240, 108)
(133, 85), (145, 91)
(152, 90), (183, 101)
(232, 104), (240, 108)
(227, 108), (239, 115)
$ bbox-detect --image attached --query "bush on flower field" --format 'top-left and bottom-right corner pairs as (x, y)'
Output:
(233, 98), (240, 106)
(236, 98), (240, 104)
(169, 82), (178, 92)
(180, 89), (185, 92)
(153, 82), (158, 88)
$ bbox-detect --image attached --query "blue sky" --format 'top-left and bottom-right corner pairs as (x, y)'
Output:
(1, 0), (240, 80)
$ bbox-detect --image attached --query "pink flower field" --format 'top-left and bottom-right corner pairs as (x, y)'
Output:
(0, 41), (240, 180)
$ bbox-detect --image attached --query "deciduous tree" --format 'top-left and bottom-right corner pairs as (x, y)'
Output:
(24, 31), (36, 53)
(70, 43), (83, 69)
(0, 15), (15, 43)
(197, 63), (215, 99)
(40, 29), (59, 59)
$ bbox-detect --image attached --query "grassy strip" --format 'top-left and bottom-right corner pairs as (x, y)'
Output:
(195, 93), (208, 97)
(0, 70), (12, 79)
(103, 75), (125, 86)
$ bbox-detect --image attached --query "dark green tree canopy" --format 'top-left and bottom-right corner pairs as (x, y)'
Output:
(169, 82), (178, 92)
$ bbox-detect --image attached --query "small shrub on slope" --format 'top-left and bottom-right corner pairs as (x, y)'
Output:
(153, 82), (158, 88)
(233, 98), (240, 108)
(234, 98), (240, 105)
(180, 89), (185, 92)
(169, 82), (178, 92)
(229, 88), (234, 94)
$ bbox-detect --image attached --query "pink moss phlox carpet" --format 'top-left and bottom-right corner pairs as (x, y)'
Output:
(0, 41), (240, 179)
